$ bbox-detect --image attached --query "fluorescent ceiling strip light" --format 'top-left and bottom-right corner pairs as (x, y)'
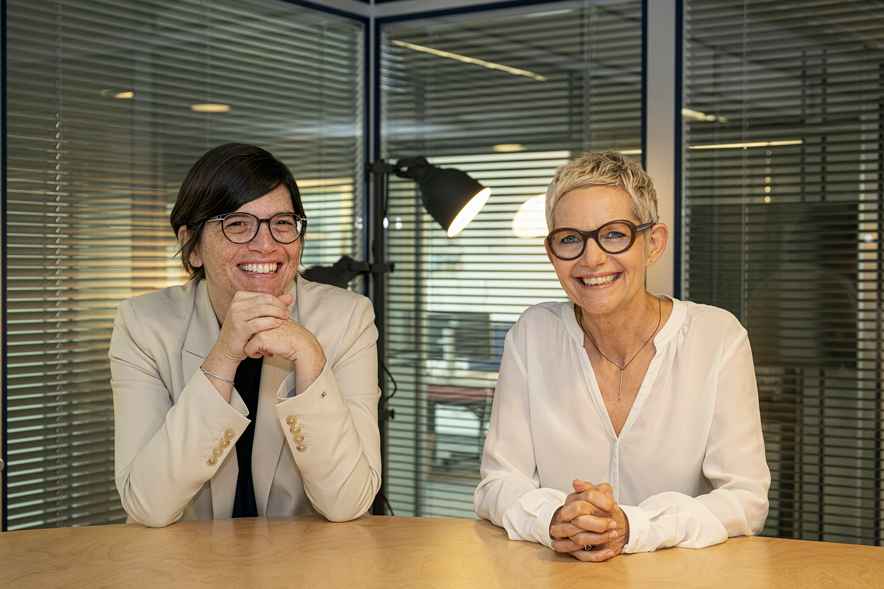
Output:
(689, 140), (803, 150)
(682, 107), (727, 123)
(191, 103), (230, 112)
(392, 40), (547, 82)
(493, 144), (526, 152)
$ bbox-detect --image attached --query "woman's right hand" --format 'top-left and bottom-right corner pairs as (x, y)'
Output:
(549, 479), (622, 562)
(200, 291), (294, 401)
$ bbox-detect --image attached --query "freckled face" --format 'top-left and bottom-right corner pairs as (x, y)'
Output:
(190, 185), (302, 311)
(546, 186), (651, 317)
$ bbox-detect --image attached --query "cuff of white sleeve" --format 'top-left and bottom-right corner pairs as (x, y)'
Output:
(620, 504), (649, 553)
(537, 499), (565, 550)
(499, 489), (567, 550)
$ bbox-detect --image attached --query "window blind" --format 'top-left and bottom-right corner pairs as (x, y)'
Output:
(3, 0), (363, 530)
(683, 0), (883, 545)
(380, 1), (642, 518)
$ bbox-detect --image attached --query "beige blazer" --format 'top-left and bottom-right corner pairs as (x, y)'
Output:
(110, 276), (381, 527)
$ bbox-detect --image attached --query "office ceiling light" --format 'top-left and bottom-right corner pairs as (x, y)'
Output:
(689, 140), (803, 150)
(493, 144), (526, 152)
(512, 194), (548, 239)
(101, 89), (134, 99)
(395, 156), (491, 237)
(191, 103), (231, 113)
(391, 40), (547, 82)
(682, 107), (727, 123)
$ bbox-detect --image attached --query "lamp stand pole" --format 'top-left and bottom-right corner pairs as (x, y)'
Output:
(363, 156), (486, 515)
(369, 160), (395, 516)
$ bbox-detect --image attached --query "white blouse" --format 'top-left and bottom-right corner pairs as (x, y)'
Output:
(473, 296), (770, 553)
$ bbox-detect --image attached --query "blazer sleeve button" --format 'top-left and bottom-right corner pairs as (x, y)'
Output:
(213, 447), (224, 457)
(289, 424), (301, 434)
(285, 415), (297, 425)
(219, 438), (230, 448)
(207, 456), (218, 466)
(224, 429), (235, 440)
(293, 434), (305, 443)
(296, 443), (308, 453)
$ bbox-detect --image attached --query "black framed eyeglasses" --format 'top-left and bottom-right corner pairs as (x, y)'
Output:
(205, 212), (307, 244)
(546, 220), (654, 260)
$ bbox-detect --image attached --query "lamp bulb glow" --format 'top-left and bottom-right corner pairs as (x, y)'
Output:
(447, 187), (490, 237)
(512, 194), (548, 238)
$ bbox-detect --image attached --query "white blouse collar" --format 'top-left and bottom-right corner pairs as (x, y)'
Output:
(562, 294), (687, 349)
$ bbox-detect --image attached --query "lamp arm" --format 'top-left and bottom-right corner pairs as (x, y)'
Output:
(367, 160), (397, 175)
(343, 257), (395, 276)
(367, 157), (435, 181)
(393, 157), (435, 183)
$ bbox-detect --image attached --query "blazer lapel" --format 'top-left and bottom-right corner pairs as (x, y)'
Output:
(251, 279), (299, 516)
(180, 281), (241, 519)
(181, 280), (219, 371)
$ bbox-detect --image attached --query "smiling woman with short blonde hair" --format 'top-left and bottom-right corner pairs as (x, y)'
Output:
(475, 150), (770, 562)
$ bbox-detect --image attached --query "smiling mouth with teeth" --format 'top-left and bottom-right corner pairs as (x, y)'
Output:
(239, 263), (279, 275)
(579, 273), (619, 286)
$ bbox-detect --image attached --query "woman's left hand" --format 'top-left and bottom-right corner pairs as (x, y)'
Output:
(243, 318), (327, 393)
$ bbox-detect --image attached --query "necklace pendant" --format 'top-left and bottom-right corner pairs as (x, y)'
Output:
(577, 298), (662, 405)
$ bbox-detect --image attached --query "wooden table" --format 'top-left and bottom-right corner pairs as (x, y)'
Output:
(1, 515), (882, 588)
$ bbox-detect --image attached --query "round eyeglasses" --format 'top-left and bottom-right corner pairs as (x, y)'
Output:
(546, 220), (654, 260)
(205, 212), (307, 244)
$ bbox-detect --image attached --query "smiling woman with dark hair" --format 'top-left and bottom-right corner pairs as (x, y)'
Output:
(110, 143), (380, 527)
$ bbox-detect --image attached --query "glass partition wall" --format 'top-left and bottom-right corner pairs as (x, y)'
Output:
(5, 0), (880, 547)
(683, 0), (883, 545)
(3, 0), (364, 530)
(379, 1), (643, 518)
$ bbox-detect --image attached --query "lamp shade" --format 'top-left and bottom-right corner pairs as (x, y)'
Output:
(396, 157), (490, 237)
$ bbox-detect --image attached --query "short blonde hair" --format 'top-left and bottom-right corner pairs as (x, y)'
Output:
(545, 150), (659, 231)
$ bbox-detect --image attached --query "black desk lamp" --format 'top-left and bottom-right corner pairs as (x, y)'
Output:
(386, 156), (491, 237)
(303, 156), (490, 285)
(302, 157), (490, 516)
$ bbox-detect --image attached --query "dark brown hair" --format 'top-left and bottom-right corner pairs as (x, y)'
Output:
(170, 143), (305, 280)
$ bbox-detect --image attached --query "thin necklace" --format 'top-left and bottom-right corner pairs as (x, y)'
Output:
(577, 297), (662, 401)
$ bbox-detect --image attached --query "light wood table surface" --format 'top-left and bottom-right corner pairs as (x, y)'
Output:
(1, 515), (882, 588)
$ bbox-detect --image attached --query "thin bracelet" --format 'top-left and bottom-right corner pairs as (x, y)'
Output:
(200, 366), (235, 386)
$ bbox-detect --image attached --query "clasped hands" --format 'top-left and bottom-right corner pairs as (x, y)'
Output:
(549, 479), (630, 562)
(202, 291), (326, 400)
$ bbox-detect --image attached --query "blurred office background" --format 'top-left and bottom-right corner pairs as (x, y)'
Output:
(1, 0), (881, 547)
